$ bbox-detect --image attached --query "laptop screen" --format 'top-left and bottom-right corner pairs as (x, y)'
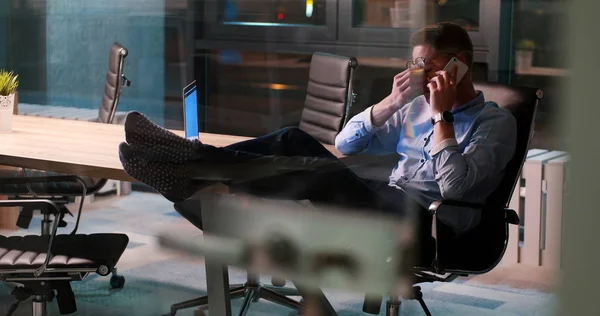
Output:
(183, 81), (199, 140)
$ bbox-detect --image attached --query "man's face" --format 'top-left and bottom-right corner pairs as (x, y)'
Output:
(411, 44), (454, 103)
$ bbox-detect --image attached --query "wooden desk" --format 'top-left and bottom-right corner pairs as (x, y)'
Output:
(0, 115), (356, 314)
(0, 115), (343, 182)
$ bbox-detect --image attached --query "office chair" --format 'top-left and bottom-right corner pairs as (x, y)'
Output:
(0, 42), (132, 316)
(298, 52), (358, 145)
(93, 42), (131, 125)
(162, 52), (358, 316)
(361, 81), (542, 316)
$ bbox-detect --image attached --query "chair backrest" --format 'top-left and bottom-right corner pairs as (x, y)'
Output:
(298, 52), (358, 145)
(91, 43), (130, 192)
(473, 82), (543, 207)
(97, 42), (129, 124)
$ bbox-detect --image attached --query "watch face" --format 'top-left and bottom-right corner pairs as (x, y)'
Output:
(442, 111), (455, 123)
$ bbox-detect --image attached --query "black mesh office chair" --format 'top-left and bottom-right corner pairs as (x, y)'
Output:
(361, 82), (542, 316)
(0, 42), (132, 316)
(161, 52), (358, 316)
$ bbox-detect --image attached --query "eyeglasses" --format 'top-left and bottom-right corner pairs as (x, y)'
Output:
(406, 57), (427, 69)
(405, 52), (459, 69)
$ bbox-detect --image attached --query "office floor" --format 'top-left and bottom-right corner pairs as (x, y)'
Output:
(0, 192), (557, 316)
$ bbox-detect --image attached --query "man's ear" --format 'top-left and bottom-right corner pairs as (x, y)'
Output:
(456, 53), (468, 64)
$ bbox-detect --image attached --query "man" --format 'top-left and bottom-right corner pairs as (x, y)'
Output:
(119, 22), (516, 242)
(334, 21), (517, 209)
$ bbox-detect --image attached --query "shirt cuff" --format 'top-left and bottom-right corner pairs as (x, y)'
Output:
(429, 138), (458, 156)
(362, 105), (376, 133)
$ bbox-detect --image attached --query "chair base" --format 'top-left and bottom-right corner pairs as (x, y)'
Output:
(7, 295), (49, 316)
(386, 286), (432, 316)
(363, 286), (432, 316)
(31, 299), (47, 316)
(164, 279), (303, 316)
(6, 282), (74, 316)
(109, 268), (126, 289)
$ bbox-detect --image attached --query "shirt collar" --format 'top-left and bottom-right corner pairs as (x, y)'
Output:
(451, 91), (485, 114)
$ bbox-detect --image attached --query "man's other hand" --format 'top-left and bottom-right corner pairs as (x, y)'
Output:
(389, 69), (424, 111)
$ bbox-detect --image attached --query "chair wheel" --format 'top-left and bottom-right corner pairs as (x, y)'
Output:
(110, 275), (125, 289)
(271, 277), (286, 287)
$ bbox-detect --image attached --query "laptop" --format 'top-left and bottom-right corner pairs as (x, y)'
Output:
(183, 80), (199, 140)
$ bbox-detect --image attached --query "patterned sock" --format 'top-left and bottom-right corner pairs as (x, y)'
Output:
(123, 111), (202, 154)
(118, 142), (201, 202)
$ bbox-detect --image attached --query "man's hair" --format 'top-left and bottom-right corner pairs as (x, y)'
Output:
(410, 22), (474, 66)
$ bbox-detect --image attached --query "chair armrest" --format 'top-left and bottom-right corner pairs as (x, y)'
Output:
(0, 175), (80, 185)
(505, 208), (520, 225)
(0, 199), (65, 209)
(428, 200), (486, 211)
(0, 175), (89, 236)
(428, 200), (519, 224)
(0, 199), (64, 277)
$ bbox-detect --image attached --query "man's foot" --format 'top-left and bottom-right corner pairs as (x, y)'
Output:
(124, 111), (202, 154)
(118, 142), (200, 202)
(124, 142), (202, 165)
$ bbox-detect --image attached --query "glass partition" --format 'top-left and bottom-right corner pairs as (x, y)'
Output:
(0, 1), (573, 311)
(200, 50), (311, 136)
(219, 0), (327, 26)
(203, 0), (338, 42)
(352, 0), (480, 31)
(337, 0), (495, 71)
(509, 0), (569, 151)
(0, 0), (565, 149)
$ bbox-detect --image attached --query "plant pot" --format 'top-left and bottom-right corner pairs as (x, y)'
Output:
(515, 50), (534, 72)
(0, 92), (16, 132)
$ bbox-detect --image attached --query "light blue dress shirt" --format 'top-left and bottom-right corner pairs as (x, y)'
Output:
(334, 92), (517, 208)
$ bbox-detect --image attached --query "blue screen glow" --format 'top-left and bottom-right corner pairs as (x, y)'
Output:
(184, 85), (198, 140)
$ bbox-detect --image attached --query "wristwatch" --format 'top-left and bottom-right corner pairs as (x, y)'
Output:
(431, 111), (454, 125)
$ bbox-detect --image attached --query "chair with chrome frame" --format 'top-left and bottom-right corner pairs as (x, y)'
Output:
(92, 42), (131, 125)
(297, 52), (359, 144)
(360, 81), (543, 316)
(0, 42), (132, 316)
(161, 51), (358, 316)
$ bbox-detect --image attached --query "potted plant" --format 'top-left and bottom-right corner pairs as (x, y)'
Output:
(0, 70), (19, 132)
(515, 39), (536, 72)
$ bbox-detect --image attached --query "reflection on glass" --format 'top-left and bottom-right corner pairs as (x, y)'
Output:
(205, 51), (311, 136)
(353, 0), (480, 31)
(512, 0), (568, 70)
(220, 0), (327, 26)
(510, 0), (569, 151)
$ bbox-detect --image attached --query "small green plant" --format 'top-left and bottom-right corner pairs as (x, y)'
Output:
(516, 39), (536, 51)
(0, 70), (19, 96)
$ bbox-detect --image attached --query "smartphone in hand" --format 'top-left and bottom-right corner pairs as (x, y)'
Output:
(443, 57), (469, 84)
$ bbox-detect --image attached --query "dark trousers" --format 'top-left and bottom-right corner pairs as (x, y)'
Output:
(216, 127), (435, 265)
(222, 127), (417, 213)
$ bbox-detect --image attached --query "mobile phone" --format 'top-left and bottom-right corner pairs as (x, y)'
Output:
(443, 57), (469, 84)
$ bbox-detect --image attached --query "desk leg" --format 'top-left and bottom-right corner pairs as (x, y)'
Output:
(205, 257), (232, 316)
(201, 189), (233, 316)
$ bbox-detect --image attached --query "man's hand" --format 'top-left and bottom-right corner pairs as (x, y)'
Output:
(370, 69), (424, 127)
(388, 69), (424, 111)
(427, 64), (458, 115)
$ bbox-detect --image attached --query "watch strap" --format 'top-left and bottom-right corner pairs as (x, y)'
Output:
(431, 111), (454, 125)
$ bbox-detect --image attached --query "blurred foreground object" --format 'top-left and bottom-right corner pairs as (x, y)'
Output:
(158, 193), (415, 296)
